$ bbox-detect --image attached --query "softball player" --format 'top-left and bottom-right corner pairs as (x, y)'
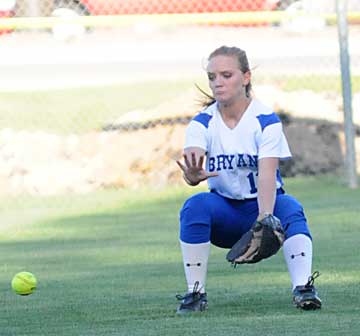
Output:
(176, 46), (321, 314)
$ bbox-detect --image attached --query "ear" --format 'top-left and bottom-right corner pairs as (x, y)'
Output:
(243, 71), (251, 86)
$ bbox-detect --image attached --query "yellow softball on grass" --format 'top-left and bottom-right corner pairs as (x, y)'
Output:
(11, 271), (37, 295)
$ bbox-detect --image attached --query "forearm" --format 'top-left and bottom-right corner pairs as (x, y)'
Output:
(257, 174), (276, 218)
(256, 158), (278, 220)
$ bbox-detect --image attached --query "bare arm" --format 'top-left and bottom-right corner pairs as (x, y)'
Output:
(176, 147), (218, 186)
(257, 157), (279, 220)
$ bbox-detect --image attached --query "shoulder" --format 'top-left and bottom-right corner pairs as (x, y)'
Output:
(191, 103), (217, 129)
(251, 99), (281, 132)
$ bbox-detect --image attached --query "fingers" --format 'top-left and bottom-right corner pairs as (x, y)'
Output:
(191, 152), (197, 167)
(176, 160), (186, 172)
(200, 171), (218, 181)
(177, 152), (218, 178)
(183, 154), (191, 168)
(198, 155), (204, 168)
(184, 152), (204, 168)
(206, 171), (219, 177)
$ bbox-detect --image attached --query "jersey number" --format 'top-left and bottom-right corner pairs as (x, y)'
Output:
(247, 172), (258, 194)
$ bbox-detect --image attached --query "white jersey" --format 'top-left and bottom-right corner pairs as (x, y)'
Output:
(184, 99), (291, 200)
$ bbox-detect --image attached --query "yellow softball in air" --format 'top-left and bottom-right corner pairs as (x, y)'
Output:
(11, 271), (37, 295)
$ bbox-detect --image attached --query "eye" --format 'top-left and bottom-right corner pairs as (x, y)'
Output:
(222, 72), (232, 78)
(207, 73), (215, 81)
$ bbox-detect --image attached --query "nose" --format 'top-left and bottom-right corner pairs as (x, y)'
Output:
(213, 77), (224, 87)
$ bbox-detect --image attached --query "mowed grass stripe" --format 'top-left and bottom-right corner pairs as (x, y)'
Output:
(0, 176), (359, 336)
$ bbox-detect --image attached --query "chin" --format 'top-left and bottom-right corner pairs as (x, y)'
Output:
(215, 95), (228, 102)
(216, 97), (231, 105)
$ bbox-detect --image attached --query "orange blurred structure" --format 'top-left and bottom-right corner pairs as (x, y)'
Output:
(81, 0), (280, 15)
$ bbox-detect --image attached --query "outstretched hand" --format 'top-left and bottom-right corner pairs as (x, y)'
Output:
(176, 152), (218, 186)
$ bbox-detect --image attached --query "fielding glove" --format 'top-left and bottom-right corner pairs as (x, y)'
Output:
(226, 214), (285, 265)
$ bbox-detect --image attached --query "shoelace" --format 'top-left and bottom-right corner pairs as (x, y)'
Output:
(176, 281), (201, 301)
(305, 271), (320, 287)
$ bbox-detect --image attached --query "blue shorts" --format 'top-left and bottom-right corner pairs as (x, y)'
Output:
(179, 189), (311, 248)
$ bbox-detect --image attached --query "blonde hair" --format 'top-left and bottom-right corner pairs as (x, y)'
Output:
(198, 46), (252, 108)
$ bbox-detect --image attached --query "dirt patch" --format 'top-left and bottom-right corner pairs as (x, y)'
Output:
(104, 114), (349, 185)
(278, 114), (345, 176)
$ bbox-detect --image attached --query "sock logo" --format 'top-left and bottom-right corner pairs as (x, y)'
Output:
(186, 263), (201, 267)
(291, 252), (305, 259)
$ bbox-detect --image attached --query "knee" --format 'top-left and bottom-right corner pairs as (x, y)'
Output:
(179, 193), (212, 244)
(180, 193), (212, 222)
(274, 194), (312, 240)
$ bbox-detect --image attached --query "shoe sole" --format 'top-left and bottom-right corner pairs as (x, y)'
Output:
(295, 298), (322, 310)
(176, 302), (208, 314)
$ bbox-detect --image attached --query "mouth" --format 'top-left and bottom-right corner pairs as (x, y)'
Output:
(214, 91), (226, 96)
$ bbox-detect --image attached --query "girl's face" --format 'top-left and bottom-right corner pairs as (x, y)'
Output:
(207, 55), (250, 104)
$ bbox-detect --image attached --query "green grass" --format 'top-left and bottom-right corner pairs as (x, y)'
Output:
(0, 75), (359, 134)
(0, 175), (359, 336)
(0, 79), (194, 134)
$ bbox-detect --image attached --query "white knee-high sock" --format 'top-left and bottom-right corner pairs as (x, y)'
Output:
(180, 240), (210, 294)
(283, 234), (313, 290)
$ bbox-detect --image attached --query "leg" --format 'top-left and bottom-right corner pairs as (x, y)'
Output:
(274, 194), (313, 288)
(177, 192), (257, 313)
(274, 193), (321, 309)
